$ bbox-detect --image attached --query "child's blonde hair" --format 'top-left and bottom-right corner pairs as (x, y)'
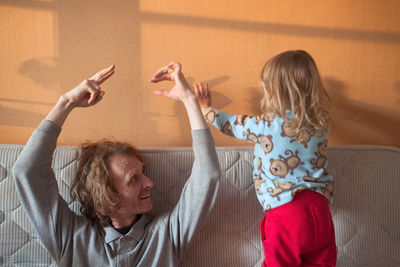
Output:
(260, 50), (333, 137)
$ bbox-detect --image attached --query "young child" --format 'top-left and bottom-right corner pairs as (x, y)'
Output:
(195, 50), (337, 266)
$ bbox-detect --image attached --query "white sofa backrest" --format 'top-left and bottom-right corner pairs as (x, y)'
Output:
(0, 145), (399, 266)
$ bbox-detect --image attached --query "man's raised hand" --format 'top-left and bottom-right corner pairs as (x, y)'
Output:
(150, 61), (193, 102)
(63, 65), (115, 108)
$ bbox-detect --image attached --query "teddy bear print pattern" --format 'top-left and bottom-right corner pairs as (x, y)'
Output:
(205, 108), (334, 212)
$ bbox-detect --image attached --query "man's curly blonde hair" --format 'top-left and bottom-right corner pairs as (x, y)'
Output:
(70, 140), (144, 226)
(260, 50), (333, 138)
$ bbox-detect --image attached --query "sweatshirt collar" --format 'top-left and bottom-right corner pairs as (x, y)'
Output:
(103, 214), (152, 243)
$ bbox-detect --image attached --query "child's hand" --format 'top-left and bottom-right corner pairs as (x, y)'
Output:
(194, 82), (211, 113)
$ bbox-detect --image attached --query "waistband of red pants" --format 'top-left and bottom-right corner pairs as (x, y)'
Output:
(266, 189), (329, 215)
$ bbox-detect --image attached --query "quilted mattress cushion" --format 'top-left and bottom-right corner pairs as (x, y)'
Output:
(0, 145), (399, 267)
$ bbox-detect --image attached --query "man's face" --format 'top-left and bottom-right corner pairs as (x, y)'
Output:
(107, 153), (153, 218)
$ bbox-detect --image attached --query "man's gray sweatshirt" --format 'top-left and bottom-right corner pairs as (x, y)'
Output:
(12, 120), (221, 266)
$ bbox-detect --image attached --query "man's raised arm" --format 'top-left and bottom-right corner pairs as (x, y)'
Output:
(150, 61), (221, 257)
(12, 65), (115, 261)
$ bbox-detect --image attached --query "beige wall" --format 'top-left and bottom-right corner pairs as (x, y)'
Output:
(1, 0), (399, 147)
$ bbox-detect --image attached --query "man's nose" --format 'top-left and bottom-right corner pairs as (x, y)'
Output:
(142, 175), (154, 189)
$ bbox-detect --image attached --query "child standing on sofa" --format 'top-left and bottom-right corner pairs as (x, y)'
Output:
(195, 50), (337, 267)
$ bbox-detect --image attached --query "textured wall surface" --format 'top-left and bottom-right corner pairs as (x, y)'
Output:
(0, 0), (400, 147)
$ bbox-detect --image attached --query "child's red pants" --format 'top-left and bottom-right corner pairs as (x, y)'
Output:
(260, 190), (337, 267)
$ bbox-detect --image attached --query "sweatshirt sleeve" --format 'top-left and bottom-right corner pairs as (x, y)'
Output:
(12, 120), (80, 262)
(165, 127), (221, 259)
(204, 108), (267, 143)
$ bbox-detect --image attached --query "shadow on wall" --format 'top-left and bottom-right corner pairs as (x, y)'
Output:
(245, 87), (264, 115)
(188, 75), (232, 109)
(0, 57), (58, 128)
(2, 0), (400, 146)
(2, 0), (400, 44)
(0, 104), (44, 128)
(138, 12), (400, 44)
(324, 77), (400, 147)
(0, 95), (53, 128)
(395, 81), (400, 105)
(19, 58), (60, 88)
(1, 0), (145, 142)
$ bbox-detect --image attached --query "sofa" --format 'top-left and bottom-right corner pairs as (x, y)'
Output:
(0, 144), (399, 267)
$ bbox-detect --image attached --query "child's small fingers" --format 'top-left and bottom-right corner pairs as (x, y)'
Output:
(195, 83), (205, 98)
(199, 88), (206, 99)
(194, 84), (200, 96)
(204, 89), (209, 98)
(202, 84), (209, 98)
(195, 83), (202, 95)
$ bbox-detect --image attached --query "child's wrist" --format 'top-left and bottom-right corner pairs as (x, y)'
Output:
(201, 106), (213, 116)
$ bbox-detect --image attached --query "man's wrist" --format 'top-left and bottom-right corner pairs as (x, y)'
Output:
(58, 95), (76, 111)
(181, 93), (197, 106)
(44, 95), (75, 127)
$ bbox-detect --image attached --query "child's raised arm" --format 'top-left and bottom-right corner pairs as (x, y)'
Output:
(194, 82), (269, 145)
(194, 82), (212, 115)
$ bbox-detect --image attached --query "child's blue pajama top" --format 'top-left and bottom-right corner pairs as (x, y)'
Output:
(204, 108), (334, 211)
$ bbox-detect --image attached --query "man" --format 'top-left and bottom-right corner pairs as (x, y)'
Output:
(13, 62), (221, 266)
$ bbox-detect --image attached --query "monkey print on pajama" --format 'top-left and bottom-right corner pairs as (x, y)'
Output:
(291, 185), (309, 197)
(259, 135), (273, 154)
(254, 177), (266, 195)
(254, 158), (267, 195)
(297, 170), (318, 183)
(221, 121), (234, 137)
(311, 140), (328, 170)
(254, 115), (271, 126)
(280, 120), (312, 148)
(269, 150), (304, 178)
(263, 112), (275, 127)
(205, 108), (334, 213)
(243, 129), (259, 143)
(235, 114), (269, 127)
(204, 110), (218, 123)
(281, 120), (296, 138)
(263, 201), (272, 212)
(234, 115), (249, 126)
(321, 182), (334, 199)
(295, 128), (312, 148)
(267, 181), (295, 201)
(242, 129), (274, 154)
